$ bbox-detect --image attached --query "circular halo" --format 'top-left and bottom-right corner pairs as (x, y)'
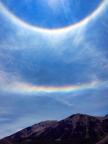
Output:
(0, 0), (102, 29)
(0, 1), (106, 34)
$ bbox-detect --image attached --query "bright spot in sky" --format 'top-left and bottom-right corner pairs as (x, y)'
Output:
(47, 0), (60, 7)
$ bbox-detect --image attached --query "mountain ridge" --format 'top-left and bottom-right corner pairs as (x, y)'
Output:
(0, 113), (108, 144)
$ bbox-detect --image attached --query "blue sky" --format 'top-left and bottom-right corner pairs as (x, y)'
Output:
(1, 0), (102, 28)
(0, 0), (108, 138)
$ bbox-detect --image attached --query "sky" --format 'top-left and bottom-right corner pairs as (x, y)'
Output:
(0, 0), (108, 139)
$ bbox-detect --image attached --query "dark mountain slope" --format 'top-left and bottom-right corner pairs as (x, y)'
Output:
(0, 114), (108, 144)
(96, 135), (108, 144)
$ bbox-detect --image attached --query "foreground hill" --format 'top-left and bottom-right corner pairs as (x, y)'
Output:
(0, 114), (108, 144)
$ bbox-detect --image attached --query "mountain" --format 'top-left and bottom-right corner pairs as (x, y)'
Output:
(0, 114), (108, 144)
(97, 135), (108, 144)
